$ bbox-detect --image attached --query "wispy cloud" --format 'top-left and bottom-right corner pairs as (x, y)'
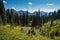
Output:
(28, 2), (32, 5)
(3, 1), (7, 4)
(47, 3), (53, 6)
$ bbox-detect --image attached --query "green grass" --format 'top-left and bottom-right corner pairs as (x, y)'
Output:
(0, 25), (49, 40)
(0, 19), (60, 40)
(54, 37), (60, 40)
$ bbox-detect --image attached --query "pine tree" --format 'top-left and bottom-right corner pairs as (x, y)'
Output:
(48, 12), (51, 20)
(37, 9), (41, 25)
(20, 13), (26, 26)
(0, 0), (6, 24)
(31, 9), (41, 27)
(6, 9), (10, 24)
(25, 10), (28, 26)
(53, 11), (57, 20)
(57, 9), (60, 19)
(10, 9), (14, 26)
(50, 12), (54, 27)
(14, 12), (19, 25)
(31, 15), (36, 27)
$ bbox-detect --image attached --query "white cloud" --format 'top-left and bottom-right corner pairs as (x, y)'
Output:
(3, 1), (7, 4)
(28, 2), (32, 5)
(47, 3), (53, 6)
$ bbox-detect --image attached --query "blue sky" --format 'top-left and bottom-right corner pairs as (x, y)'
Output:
(3, 0), (60, 12)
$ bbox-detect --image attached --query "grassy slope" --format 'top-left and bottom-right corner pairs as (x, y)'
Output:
(0, 19), (60, 40)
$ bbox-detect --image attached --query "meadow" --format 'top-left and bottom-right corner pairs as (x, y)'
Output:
(0, 19), (60, 40)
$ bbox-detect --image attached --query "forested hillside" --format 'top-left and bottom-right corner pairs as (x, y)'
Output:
(0, 0), (60, 40)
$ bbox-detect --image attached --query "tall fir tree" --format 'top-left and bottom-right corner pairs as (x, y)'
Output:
(25, 10), (28, 26)
(20, 13), (26, 26)
(10, 9), (14, 26)
(57, 9), (60, 19)
(6, 9), (10, 24)
(0, 0), (6, 24)
(14, 12), (19, 25)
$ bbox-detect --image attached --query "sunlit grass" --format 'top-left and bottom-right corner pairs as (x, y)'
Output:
(0, 19), (60, 40)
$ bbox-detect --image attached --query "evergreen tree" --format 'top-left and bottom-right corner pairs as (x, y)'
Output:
(25, 10), (28, 26)
(20, 13), (26, 26)
(57, 9), (60, 19)
(53, 11), (57, 20)
(50, 12), (54, 27)
(14, 12), (19, 25)
(49, 12), (51, 20)
(31, 15), (37, 27)
(10, 9), (14, 26)
(31, 9), (41, 27)
(6, 9), (10, 24)
(0, 0), (6, 24)
(36, 9), (40, 25)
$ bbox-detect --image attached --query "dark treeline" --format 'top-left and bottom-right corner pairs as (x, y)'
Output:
(0, 0), (60, 27)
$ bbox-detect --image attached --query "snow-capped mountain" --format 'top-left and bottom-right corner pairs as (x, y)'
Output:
(18, 10), (49, 16)
(9, 9), (49, 16)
